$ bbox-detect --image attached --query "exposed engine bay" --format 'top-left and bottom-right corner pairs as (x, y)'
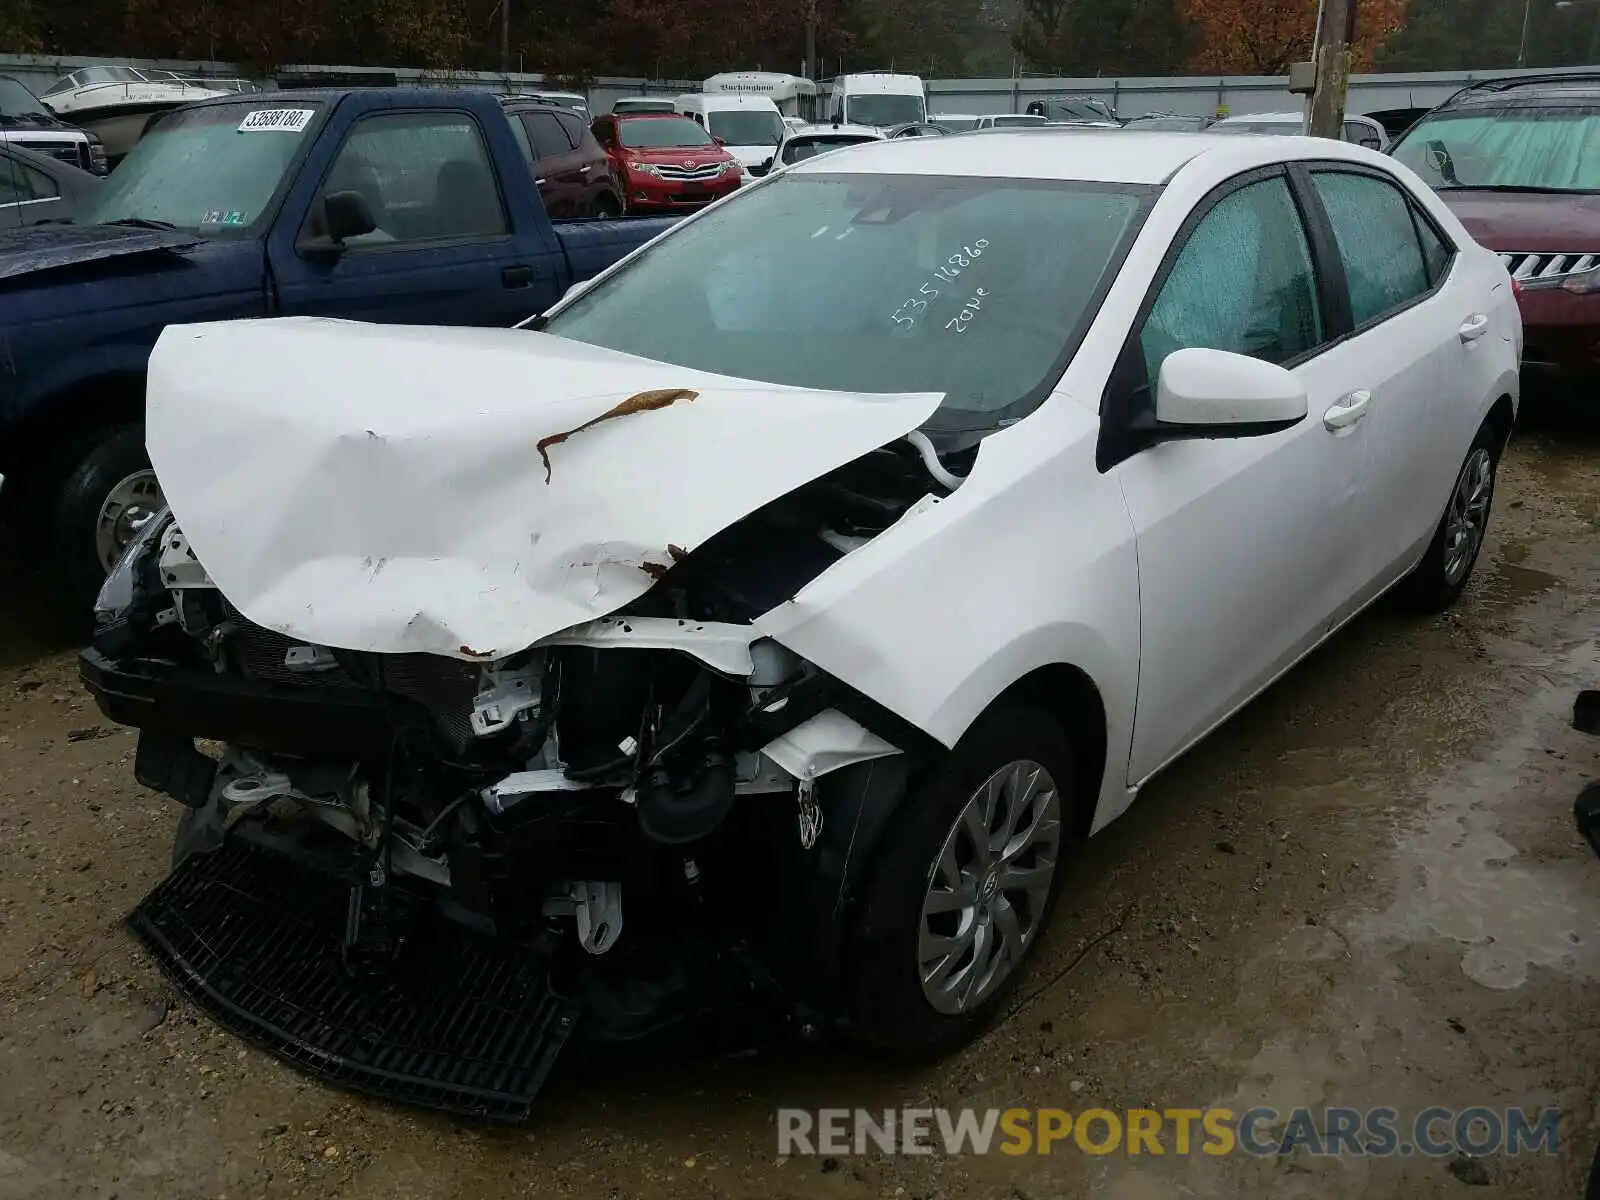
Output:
(82, 435), (968, 1117)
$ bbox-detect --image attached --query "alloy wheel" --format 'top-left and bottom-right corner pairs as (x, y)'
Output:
(1443, 447), (1493, 586)
(918, 760), (1063, 1015)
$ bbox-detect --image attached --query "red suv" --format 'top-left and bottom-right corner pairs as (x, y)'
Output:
(590, 113), (741, 213)
(501, 98), (622, 219)
(1392, 73), (1600, 388)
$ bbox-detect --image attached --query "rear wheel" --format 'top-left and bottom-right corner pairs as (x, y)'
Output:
(845, 706), (1074, 1057)
(1396, 422), (1499, 614)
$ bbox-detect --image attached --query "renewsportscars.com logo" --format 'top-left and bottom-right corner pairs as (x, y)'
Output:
(776, 1106), (1560, 1158)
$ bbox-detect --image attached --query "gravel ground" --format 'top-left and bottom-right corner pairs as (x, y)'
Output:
(4, 420), (1600, 1199)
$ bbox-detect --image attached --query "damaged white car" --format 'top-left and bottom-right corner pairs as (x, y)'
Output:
(83, 130), (1521, 1119)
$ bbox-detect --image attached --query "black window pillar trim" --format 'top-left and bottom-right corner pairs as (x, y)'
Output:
(1285, 162), (1355, 339)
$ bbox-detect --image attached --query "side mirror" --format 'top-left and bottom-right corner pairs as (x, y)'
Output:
(1155, 347), (1307, 432)
(324, 190), (376, 243)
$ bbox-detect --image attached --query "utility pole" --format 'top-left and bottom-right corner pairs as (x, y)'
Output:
(500, 0), (510, 75)
(1518, 0), (1534, 67)
(1307, 0), (1355, 139)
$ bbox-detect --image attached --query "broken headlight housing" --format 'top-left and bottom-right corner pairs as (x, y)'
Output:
(93, 506), (174, 641)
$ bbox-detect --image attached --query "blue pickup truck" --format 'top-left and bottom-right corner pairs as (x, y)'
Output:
(0, 87), (680, 605)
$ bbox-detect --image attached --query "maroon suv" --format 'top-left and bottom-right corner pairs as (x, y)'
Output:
(501, 98), (622, 219)
(1392, 74), (1600, 386)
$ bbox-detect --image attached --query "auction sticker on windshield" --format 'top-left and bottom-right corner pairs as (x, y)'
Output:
(238, 108), (315, 133)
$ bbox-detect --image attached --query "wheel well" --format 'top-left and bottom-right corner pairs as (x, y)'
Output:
(1487, 393), (1515, 453)
(1, 374), (145, 497)
(986, 664), (1108, 840)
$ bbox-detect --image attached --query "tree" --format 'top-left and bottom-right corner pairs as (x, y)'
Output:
(1013, 0), (1195, 77)
(1179, 0), (1405, 75)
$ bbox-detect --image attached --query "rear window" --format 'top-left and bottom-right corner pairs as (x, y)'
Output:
(782, 135), (877, 164)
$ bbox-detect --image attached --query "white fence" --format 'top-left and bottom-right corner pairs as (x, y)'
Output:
(3, 52), (1591, 121)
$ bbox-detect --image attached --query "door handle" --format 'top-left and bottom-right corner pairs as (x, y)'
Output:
(501, 265), (535, 289)
(534, 177), (547, 186)
(1323, 389), (1372, 431)
(579, 164), (591, 174)
(1459, 313), (1489, 343)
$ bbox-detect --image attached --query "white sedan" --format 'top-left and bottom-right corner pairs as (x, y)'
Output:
(750, 120), (884, 175)
(119, 129), (1519, 1061)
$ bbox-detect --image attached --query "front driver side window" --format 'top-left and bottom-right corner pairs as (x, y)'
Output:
(1140, 175), (1324, 382)
(311, 111), (508, 248)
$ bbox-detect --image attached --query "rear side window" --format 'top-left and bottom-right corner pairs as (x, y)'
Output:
(1140, 175), (1324, 378)
(554, 111), (589, 147)
(1343, 120), (1383, 149)
(1309, 170), (1431, 326)
(523, 112), (573, 160)
(1416, 214), (1454, 285)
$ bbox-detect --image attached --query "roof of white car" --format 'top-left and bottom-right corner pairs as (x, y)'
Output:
(783, 126), (1376, 184)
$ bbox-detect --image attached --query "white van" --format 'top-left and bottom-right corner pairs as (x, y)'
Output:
(674, 92), (787, 173)
(825, 72), (926, 128)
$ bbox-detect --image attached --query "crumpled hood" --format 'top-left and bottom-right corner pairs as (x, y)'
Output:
(146, 317), (941, 661)
(0, 223), (202, 282)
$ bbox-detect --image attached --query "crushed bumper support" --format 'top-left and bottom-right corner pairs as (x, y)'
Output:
(127, 839), (578, 1121)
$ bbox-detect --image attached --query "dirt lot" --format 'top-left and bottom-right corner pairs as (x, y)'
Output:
(4, 422), (1600, 1199)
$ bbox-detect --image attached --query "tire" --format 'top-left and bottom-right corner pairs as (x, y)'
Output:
(592, 193), (621, 219)
(1395, 421), (1500, 614)
(845, 705), (1075, 1058)
(52, 424), (164, 614)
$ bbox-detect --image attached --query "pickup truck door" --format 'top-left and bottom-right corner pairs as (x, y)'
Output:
(267, 106), (566, 328)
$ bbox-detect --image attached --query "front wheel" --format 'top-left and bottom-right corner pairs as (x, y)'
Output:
(592, 193), (621, 219)
(1396, 422), (1499, 614)
(845, 706), (1074, 1057)
(53, 424), (166, 613)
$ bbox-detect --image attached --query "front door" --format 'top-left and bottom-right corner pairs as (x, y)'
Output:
(268, 108), (551, 328)
(521, 110), (588, 218)
(1117, 170), (1369, 783)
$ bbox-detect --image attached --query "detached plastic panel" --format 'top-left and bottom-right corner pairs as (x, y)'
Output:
(127, 839), (577, 1121)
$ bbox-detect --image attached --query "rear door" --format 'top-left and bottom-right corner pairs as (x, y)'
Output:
(554, 111), (607, 214)
(1297, 164), (1466, 604)
(521, 110), (587, 217)
(0, 151), (69, 227)
(268, 107), (554, 327)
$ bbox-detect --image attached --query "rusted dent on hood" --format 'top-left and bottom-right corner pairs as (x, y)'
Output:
(458, 644), (495, 659)
(535, 388), (700, 484)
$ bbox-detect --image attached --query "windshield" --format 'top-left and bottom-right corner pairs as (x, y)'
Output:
(545, 172), (1149, 429)
(990, 115), (1048, 127)
(0, 77), (51, 118)
(80, 66), (145, 86)
(935, 116), (978, 132)
(78, 101), (324, 234)
(781, 134), (878, 164)
(616, 100), (675, 113)
(618, 116), (713, 149)
(845, 94), (925, 127)
(708, 108), (785, 146)
(1392, 104), (1600, 192)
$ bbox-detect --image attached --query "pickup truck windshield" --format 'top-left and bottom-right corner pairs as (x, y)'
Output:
(1392, 104), (1600, 192)
(845, 95), (925, 127)
(545, 172), (1150, 429)
(619, 117), (714, 149)
(708, 109), (784, 146)
(77, 101), (326, 235)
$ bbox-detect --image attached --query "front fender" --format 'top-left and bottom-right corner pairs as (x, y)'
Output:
(753, 396), (1141, 826)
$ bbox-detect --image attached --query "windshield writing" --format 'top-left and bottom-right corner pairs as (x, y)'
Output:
(618, 117), (713, 149)
(1393, 107), (1600, 191)
(77, 102), (322, 234)
(708, 109), (785, 146)
(846, 94), (926, 127)
(545, 173), (1147, 428)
